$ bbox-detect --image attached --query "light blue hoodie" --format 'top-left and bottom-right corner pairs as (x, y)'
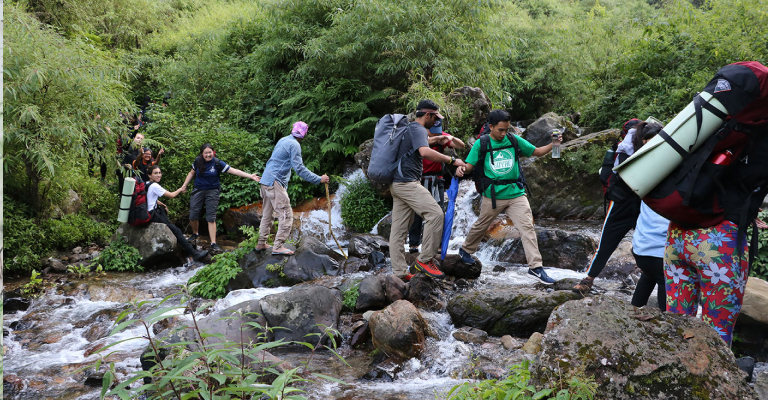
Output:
(260, 135), (321, 188)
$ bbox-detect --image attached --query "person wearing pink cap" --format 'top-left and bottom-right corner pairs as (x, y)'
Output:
(257, 121), (329, 255)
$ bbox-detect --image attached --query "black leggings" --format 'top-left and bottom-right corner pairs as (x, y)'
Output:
(585, 196), (641, 278)
(151, 207), (196, 256)
(631, 252), (666, 311)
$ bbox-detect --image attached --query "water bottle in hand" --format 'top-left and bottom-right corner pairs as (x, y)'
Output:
(551, 130), (562, 159)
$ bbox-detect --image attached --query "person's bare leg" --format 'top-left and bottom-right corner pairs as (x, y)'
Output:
(190, 220), (199, 235)
(208, 221), (217, 244)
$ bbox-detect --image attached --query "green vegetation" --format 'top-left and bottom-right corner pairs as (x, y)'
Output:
(91, 287), (346, 399)
(340, 178), (390, 232)
(20, 271), (46, 297)
(448, 361), (597, 400)
(749, 210), (768, 281)
(5, 0), (768, 274)
(94, 237), (144, 272)
(188, 226), (260, 299)
(342, 284), (360, 312)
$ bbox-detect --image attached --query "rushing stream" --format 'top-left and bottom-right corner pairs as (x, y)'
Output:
(4, 174), (623, 400)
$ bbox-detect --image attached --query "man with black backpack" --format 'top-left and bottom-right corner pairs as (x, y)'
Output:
(389, 100), (466, 280)
(457, 109), (561, 284)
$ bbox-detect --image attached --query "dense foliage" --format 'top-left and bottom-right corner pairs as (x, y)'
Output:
(4, 0), (768, 274)
(340, 178), (390, 233)
(448, 361), (597, 400)
(93, 237), (144, 272)
(188, 226), (261, 299)
(749, 210), (768, 281)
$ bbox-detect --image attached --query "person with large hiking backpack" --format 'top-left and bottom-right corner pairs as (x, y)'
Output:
(145, 165), (209, 261)
(407, 119), (465, 254)
(598, 118), (641, 196)
(456, 109), (561, 284)
(256, 122), (329, 256)
(181, 143), (262, 253)
(573, 122), (663, 292)
(628, 61), (768, 345)
(376, 100), (466, 280)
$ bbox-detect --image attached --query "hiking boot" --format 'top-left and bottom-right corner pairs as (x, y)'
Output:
(528, 267), (555, 285)
(187, 233), (199, 243)
(192, 249), (209, 261)
(412, 259), (445, 279)
(209, 243), (221, 253)
(459, 248), (475, 265)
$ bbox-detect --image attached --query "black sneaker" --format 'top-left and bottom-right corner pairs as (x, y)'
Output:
(192, 249), (209, 261)
(187, 233), (199, 243)
(459, 248), (475, 265)
(528, 267), (555, 285)
(210, 243), (221, 252)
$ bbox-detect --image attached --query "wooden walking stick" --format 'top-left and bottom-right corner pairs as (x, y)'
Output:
(325, 182), (347, 259)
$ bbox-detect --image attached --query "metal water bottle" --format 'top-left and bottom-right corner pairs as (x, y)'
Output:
(551, 129), (561, 159)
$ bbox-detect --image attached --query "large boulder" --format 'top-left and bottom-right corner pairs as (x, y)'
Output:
(354, 139), (391, 196)
(258, 285), (342, 344)
(522, 129), (621, 220)
(441, 254), (483, 279)
(373, 213), (392, 239)
(532, 296), (757, 400)
(369, 300), (431, 360)
(222, 204), (261, 238)
(523, 112), (579, 147)
(228, 236), (345, 290)
(447, 286), (582, 337)
(483, 223), (596, 269)
(449, 86), (493, 131)
(732, 278), (768, 361)
(348, 234), (390, 258)
(406, 274), (449, 312)
(356, 275), (388, 312)
(115, 223), (185, 268)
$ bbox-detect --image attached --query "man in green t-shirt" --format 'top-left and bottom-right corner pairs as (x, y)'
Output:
(456, 109), (562, 284)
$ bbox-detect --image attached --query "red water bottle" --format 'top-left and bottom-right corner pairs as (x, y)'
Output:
(708, 150), (733, 165)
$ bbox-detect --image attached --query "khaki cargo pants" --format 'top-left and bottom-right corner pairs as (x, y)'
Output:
(257, 183), (293, 249)
(461, 195), (543, 268)
(389, 181), (444, 276)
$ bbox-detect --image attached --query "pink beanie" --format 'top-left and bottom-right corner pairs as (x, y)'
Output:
(291, 121), (308, 138)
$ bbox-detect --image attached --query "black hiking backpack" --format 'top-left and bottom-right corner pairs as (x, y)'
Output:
(472, 132), (528, 209)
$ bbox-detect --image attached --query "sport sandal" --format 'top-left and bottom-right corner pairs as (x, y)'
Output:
(573, 276), (594, 293)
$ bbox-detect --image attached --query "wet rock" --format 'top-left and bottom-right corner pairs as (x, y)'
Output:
(361, 357), (402, 381)
(447, 286), (582, 337)
(348, 234), (390, 258)
(259, 285), (342, 344)
(493, 265), (507, 272)
(222, 205), (261, 238)
(84, 373), (104, 387)
(756, 370), (768, 399)
(230, 236), (344, 290)
(368, 250), (388, 271)
(449, 86), (492, 130)
(82, 324), (110, 342)
(373, 213), (392, 239)
(532, 295), (758, 400)
(341, 257), (371, 274)
(369, 300), (430, 360)
(356, 275), (388, 312)
(522, 332), (543, 354)
(500, 335), (517, 350)
(523, 112), (579, 147)
(88, 284), (153, 303)
(522, 129), (621, 220)
(350, 320), (371, 348)
(600, 240), (637, 278)
(453, 326), (488, 344)
(3, 296), (31, 314)
(354, 139), (391, 196)
(742, 277), (768, 327)
(485, 225), (596, 270)
(115, 222), (185, 268)
(3, 374), (24, 398)
(383, 275), (406, 303)
(441, 254), (482, 279)
(48, 258), (68, 273)
(405, 274), (447, 312)
(363, 310), (375, 321)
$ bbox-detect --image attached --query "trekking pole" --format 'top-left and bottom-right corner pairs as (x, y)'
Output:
(325, 182), (347, 259)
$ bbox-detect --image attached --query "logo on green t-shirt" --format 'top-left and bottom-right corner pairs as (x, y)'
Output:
(488, 149), (516, 175)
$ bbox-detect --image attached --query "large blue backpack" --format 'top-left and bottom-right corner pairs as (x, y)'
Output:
(367, 114), (412, 184)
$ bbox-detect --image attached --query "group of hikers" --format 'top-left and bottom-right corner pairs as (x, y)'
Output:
(114, 61), (767, 349)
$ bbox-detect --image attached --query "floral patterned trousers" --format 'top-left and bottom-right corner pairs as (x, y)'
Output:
(664, 220), (749, 345)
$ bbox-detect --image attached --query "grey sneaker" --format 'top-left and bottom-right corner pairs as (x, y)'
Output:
(209, 243), (221, 253)
(528, 267), (555, 284)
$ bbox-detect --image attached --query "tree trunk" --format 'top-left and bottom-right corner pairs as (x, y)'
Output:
(23, 155), (42, 213)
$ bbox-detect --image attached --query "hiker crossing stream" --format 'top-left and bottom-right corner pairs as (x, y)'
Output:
(3, 175), (643, 400)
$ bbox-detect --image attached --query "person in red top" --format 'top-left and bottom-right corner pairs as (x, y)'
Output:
(408, 119), (465, 253)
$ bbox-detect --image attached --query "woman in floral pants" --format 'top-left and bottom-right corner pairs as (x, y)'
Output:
(664, 220), (749, 345)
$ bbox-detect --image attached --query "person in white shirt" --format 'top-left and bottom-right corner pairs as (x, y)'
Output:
(146, 165), (208, 261)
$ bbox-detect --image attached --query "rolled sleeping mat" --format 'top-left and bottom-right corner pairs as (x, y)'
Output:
(612, 91), (727, 198)
(118, 177), (136, 223)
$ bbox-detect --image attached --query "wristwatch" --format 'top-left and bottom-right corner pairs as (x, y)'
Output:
(447, 156), (456, 165)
